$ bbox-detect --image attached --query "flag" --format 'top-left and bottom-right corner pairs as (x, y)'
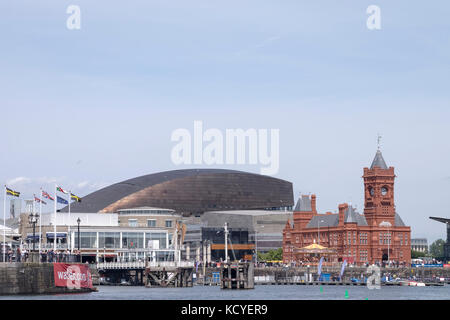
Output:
(57, 196), (68, 205)
(56, 186), (68, 194)
(34, 195), (47, 205)
(42, 190), (54, 201)
(6, 187), (20, 197)
(340, 260), (348, 279)
(318, 257), (324, 276)
(70, 193), (82, 203)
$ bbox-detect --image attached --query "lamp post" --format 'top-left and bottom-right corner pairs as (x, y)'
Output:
(255, 225), (264, 265)
(77, 217), (81, 262)
(380, 221), (392, 267)
(317, 219), (324, 245)
(28, 213), (39, 252)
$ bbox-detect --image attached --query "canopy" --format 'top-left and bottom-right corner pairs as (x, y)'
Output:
(296, 243), (336, 254)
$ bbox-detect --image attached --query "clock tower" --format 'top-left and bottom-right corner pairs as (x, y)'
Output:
(363, 149), (396, 227)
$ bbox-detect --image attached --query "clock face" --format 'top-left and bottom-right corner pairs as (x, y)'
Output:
(381, 187), (388, 196)
(369, 187), (374, 196)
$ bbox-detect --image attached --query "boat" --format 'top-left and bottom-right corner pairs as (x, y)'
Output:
(400, 280), (426, 287)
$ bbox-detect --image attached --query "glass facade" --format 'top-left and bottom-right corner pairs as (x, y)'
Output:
(98, 232), (121, 249)
(74, 232), (97, 249)
(145, 232), (167, 249)
(73, 231), (171, 250)
(122, 232), (144, 248)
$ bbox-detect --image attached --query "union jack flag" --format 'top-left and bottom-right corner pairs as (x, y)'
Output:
(34, 195), (47, 205)
(42, 190), (54, 201)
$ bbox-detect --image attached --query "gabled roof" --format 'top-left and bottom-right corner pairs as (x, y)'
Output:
(345, 207), (368, 226)
(294, 195), (312, 212)
(306, 214), (339, 228)
(305, 206), (367, 228)
(371, 150), (388, 169)
(394, 213), (406, 227)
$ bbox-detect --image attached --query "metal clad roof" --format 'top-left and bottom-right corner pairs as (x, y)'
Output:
(61, 169), (294, 214)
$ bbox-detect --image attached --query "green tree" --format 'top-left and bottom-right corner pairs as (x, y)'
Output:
(411, 250), (424, 259)
(429, 239), (445, 258)
(257, 248), (283, 261)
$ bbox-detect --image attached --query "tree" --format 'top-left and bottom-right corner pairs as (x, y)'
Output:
(411, 250), (425, 259)
(429, 239), (445, 258)
(257, 248), (283, 261)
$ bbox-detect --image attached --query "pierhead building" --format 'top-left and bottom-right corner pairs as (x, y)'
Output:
(283, 149), (411, 265)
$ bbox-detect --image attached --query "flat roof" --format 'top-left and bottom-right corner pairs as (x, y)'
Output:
(205, 210), (292, 216)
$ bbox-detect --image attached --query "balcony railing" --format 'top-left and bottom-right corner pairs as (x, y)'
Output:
(96, 260), (195, 270)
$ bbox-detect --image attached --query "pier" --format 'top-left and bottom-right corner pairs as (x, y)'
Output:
(220, 262), (254, 289)
(97, 261), (195, 287)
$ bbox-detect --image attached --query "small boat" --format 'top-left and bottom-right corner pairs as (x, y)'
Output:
(401, 280), (425, 287)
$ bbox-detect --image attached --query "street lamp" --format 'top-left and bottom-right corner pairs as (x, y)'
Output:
(379, 221), (392, 266)
(317, 219), (324, 245)
(28, 213), (39, 252)
(77, 217), (81, 260)
(255, 225), (264, 265)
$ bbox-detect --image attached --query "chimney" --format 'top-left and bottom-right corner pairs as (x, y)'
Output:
(338, 203), (348, 226)
(311, 194), (317, 213)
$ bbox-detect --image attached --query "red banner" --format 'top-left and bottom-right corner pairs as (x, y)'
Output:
(53, 263), (93, 289)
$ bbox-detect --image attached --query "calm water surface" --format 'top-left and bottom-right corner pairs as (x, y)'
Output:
(1, 285), (450, 300)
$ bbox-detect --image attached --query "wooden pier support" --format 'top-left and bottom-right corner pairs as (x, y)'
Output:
(220, 262), (254, 290)
(144, 266), (193, 288)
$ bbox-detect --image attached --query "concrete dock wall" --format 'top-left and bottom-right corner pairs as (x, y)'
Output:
(0, 263), (95, 295)
(254, 266), (450, 281)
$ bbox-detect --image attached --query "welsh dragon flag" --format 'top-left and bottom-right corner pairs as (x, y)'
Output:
(56, 186), (68, 194)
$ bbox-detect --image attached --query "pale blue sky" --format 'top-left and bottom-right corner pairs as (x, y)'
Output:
(1, 1), (449, 243)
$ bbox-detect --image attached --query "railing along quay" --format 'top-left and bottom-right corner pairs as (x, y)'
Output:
(254, 281), (445, 287)
(97, 261), (195, 270)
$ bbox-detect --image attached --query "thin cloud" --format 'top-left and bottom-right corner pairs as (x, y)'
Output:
(234, 35), (282, 57)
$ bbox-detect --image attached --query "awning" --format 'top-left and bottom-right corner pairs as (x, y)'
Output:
(26, 235), (41, 240)
(46, 232), (67, 238)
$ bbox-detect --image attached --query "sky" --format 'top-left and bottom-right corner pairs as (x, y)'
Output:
(1, 1), (449, 244)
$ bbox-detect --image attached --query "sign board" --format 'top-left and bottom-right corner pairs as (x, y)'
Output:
(53, 263), (93, 289)
(147, 240), (160, 250)
(411, 264), (444, 268)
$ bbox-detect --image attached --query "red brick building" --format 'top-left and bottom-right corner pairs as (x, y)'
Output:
(283, 149), (411, 266)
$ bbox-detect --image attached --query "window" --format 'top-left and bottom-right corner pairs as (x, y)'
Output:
(165, 220), (173, 228)
(128, 219), (138, 227)
(122, 232), (143, 248)
(98, 232), (120, 249)
(145, 232), (167, 249)
(147, 219), (156, 227)
(75, 232), (97, 249)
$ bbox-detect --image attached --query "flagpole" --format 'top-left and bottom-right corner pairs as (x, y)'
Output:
(68, 190), (71, 254)
(39, 188), (42, 256)
(32, 196), (35, 253)
(54, 184), (57, 251)
(3, 186), (6, 263)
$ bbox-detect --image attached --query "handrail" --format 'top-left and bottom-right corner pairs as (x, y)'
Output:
(96, 261), (195, 269)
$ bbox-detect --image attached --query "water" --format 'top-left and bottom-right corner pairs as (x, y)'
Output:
(1, 285), (449, 300)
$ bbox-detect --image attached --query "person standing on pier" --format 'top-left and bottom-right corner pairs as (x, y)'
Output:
(16, 247), (21, 262)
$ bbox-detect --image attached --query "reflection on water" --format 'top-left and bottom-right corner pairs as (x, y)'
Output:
(1, 285), (449, 300)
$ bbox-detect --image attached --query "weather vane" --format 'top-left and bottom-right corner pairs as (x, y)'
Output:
(377, 133), (382, 150)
